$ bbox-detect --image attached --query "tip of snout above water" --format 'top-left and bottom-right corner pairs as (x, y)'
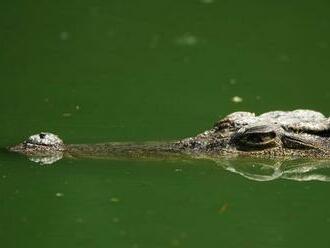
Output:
(7, 144), (23, 153)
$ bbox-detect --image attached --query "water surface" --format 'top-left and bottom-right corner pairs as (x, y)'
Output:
(1, 0), (330, 247)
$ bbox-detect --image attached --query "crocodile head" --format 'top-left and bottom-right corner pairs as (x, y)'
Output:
(9, 132), (65, 156)
(178, 110), (330, 157)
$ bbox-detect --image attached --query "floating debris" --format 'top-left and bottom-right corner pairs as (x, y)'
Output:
(231, 96), (243, 103)
(176, 33), (198, 46)
(75, 105), (80, 110)
(55, 192), (64, 197)
(218, 202), (228, 214)
(110, 197), (120, 203)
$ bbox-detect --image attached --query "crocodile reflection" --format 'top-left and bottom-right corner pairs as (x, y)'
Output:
(216, 158), (330, 182)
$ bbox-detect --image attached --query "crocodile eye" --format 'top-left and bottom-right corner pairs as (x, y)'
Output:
(243, 132), (275, 144)
(39, 133), (46, 139)
(232, 125), (278, 151)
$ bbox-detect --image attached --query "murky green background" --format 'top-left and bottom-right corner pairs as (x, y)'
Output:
(1, 0), (330, 247)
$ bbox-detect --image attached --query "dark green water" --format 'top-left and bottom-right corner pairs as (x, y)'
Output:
(1, 0), (330, 247)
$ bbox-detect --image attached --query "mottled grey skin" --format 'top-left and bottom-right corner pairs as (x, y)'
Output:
(177, 109), (330, 158)
(9, 110), (330, 163)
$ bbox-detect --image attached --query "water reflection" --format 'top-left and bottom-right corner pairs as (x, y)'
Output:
(24, 151), (330, 182)
(216, 158), (330, 182)
(28, 152), (63, 165)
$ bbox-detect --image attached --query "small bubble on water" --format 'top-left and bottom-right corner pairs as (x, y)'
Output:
(231, 96), (243, 103)
(56, 192), (64, 197)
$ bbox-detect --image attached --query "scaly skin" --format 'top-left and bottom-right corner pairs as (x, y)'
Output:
(9, 110), (330, 164)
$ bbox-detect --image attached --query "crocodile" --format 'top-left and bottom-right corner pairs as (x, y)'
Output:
(8, 109), (330, 165)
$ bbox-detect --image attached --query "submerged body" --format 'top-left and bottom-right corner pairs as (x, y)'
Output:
(9, 109), (330, 164)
